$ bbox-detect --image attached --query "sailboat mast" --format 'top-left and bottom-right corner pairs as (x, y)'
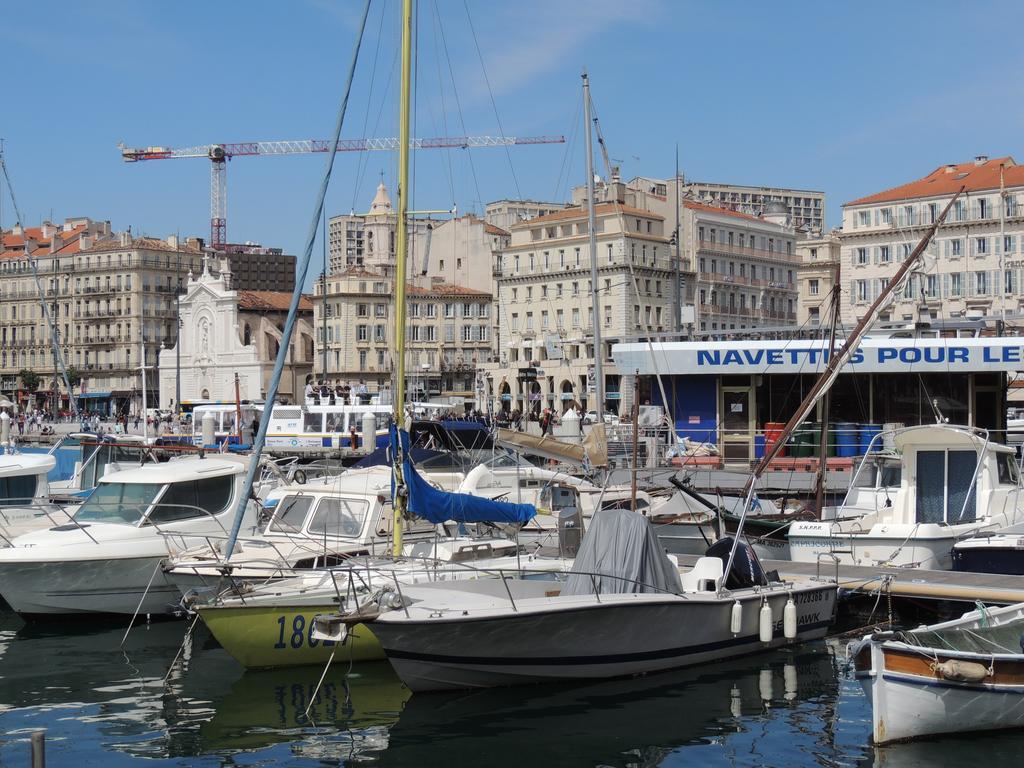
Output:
(582, 71), (604, 422)
(391, 0), (414, 556)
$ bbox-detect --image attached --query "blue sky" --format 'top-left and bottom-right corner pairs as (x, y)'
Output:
(3, 0), (1024, 289)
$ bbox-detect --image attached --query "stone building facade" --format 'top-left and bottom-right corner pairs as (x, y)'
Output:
(839, 155), (1024, 326)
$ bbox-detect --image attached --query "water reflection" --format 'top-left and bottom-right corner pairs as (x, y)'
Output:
(379, 645), (843, 768)
(0, 612), (907, 766)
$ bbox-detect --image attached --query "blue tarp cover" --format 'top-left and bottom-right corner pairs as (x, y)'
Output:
(392, 426), (535, 524)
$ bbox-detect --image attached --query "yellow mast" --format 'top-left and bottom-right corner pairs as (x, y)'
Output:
(392, 0), (413, 556)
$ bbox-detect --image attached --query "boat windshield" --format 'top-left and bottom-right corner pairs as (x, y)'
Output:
(268, 495), (315, 533)
(307, 497), (370, 537)
(74, 482), (164, 525)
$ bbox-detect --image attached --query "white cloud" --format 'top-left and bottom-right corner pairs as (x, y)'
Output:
(449, 0), (663, 99)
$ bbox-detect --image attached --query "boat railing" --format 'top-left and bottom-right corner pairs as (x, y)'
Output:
(144, 501), (251, 549)
(0, 498), (87, 546)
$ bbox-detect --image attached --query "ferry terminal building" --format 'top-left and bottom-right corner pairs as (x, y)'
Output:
(612, 335), (1017, 463)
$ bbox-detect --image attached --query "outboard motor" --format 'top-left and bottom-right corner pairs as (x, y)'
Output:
(705, 537), (768, 590)
(557, 506), (583, 558)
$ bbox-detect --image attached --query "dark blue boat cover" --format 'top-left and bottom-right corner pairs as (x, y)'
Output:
(392, 426), (536, 524)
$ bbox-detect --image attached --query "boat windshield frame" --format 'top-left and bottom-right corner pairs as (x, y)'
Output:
(73, 481), (165, 526)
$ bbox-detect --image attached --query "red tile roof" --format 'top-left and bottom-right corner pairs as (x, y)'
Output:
(846, 156), (1021, 206)
(237, 290), (313, 312)
(684, 200), (767, 223)
(1, 223), (91, 258)
(511, 202), (664, 228)
(407, 282), (491, 297)
(82, 236), (202, 254)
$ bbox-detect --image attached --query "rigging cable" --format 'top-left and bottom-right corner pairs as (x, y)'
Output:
(0, 150), (78, 419)
(462, 0), (522, 200)
(225, 0), (373, 557)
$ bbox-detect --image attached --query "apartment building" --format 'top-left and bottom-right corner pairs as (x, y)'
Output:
(624, 175), (825, 234)
(684, 181), (826, 234)
(482, 197), (685, 416)
(840, 155), (1024, 325)
(221, 244), (296, 292)
(327, 182), (430, 275)
(593, 175), (801, 333)
(484, 199), (568, 233)
(795, 231), (842, 326)
(408, 214), (510, 295)
(0, 219), (203, 415)
(313, 269), (492, 402)
(684, 201), (799, 332)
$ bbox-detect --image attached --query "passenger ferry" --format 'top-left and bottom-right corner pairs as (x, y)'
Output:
(190, 403), (264, 447)
(264, 404), (392, 451)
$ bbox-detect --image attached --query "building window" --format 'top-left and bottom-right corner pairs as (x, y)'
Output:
(357, 325), (368, 341)
(951, 239), (962, 257)
(856, 248), (868, 265)
(426, 303), (437, 318)
(975, 270), (988, 295)
(856, 280), (869, 303)
(950, 272), (962, 297)
(572, 308), (580, 327)
(357, 303), (368, 317)
(808, 279), (819, 296)
(976, 237), (988, 254)
(880, 246), (891, 263)
(444, 303), (454, 318)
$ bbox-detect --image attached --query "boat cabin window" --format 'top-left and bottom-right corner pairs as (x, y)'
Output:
(303, 412), (323, 432)
(997, 452), (1020, 486)
(0, 473), (39, 505)
(326, 413), (345, 432)
(307, 497), (369, 537)
(916, 449), (978, 525)
(268, 495), (315, 533)
(75, 482), (163, 524)
(600, 498), (650, 512)
(148, 475), (235, 523)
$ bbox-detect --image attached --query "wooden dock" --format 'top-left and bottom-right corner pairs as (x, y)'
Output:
(678, 555), (1024, 605)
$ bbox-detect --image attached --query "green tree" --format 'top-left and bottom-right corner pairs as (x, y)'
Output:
(65, 366), (82, 388)
(18, 369), (41, 393)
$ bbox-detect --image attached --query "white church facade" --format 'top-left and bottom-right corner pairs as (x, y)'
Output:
(159, 259), (314, 411)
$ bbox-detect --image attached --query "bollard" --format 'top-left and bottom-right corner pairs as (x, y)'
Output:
(201, 411), (216, 448)
(31, 730), (45, 768)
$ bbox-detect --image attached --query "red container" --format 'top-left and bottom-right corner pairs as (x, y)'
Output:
(764, 422), (787, 457)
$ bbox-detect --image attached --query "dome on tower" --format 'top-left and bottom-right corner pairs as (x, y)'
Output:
(368, 182), (393, 216)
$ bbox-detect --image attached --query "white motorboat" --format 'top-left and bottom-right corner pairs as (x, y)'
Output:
(330, 508), (836, 692)
(788, 425), (1024, 569)
(0, 455), (263, 616)
(0, 451), (73, 542)
(853, 601), (1024, 744)
(192, 537), (569, 669)
(164, 465), (442, 592)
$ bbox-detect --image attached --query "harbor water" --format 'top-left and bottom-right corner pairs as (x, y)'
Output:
(3, 614), (1024, 766)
